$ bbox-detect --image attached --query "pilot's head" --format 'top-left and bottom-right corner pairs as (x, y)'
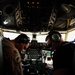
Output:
(45, 30), (63, 49)
(14, 34), (30, 51)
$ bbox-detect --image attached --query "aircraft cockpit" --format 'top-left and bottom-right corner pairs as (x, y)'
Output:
(2, 31), (53, 75)
(20, 34), (53, 75)
(1, 27), (75, 75)
(0, 0), (75, 74)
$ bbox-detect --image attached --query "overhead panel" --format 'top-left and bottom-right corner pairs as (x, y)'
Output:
(15, 0), (53, 32)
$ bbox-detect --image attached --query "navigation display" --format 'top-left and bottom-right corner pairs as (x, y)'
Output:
(42, 50), (53, 66)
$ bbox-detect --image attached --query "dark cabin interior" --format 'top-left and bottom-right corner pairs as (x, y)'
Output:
(1, 1), (75, 75)
(0, 0), (75, 32)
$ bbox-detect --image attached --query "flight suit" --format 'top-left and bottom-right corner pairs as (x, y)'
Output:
(2, 38), (23, 75)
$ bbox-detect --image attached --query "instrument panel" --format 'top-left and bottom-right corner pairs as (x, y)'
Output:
(21, 41), (53, 75)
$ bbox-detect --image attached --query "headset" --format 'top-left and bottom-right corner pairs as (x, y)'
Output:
(48, 31), (61, 42)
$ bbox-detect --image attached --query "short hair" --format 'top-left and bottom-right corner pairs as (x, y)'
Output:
(15, 34), (30, 44)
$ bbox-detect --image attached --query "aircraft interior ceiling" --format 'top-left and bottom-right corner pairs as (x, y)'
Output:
(0, 0), (75, 32)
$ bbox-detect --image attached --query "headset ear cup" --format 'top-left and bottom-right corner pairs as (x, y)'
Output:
(51, 33), (61, 42)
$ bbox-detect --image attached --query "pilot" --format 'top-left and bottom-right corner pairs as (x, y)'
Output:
(2, 34), (30, 75)
(45, 30), (74, 75)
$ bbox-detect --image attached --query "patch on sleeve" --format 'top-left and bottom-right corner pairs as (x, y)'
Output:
(13, 50), (21, 63)
(15, 56), (21, 63)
